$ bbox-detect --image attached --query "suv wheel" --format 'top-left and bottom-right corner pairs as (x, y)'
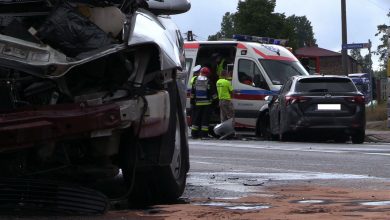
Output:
(279, 131), (292, 142)
(257, 112), (272, 140)
(351, 130), (365, 144)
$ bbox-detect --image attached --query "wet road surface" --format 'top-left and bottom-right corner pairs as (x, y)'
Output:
(184, 138), (390, 198)
(2, 139), (390, 219)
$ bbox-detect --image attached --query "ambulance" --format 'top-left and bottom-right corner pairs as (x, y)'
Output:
(184, 35), (309, 137)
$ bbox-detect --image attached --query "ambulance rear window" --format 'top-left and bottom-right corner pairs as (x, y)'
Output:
(259, 60), (308, 85)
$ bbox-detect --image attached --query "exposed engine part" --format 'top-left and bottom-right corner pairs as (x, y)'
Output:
(90, 132), (120, 157)
(0, 68), (62, 112)
(77, 5), (126, 38)
(37, 2), (114, 57)
(36, 143), (56, 162)
(0, 178), (109, 215)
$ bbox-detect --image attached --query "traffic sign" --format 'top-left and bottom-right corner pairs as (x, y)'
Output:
(342, 43), (370, 50)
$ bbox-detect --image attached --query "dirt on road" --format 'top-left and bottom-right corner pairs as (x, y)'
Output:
(102, 184), (390, 220)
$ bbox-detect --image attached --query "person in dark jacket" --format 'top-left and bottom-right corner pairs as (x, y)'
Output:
(190, 67), (217, 139)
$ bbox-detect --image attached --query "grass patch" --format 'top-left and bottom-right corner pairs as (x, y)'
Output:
(366, 102), (387, 122)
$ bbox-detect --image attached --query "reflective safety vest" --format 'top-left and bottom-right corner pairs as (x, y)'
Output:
(192, 75), (216, 106)
(190, 75), (197, 85)
(216, 59), (225, 77)
(216, 78), (233, 100)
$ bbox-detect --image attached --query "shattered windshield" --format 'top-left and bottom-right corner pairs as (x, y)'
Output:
(259, 59), (308, 85)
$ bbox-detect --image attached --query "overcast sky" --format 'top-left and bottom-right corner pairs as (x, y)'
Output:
(172, 0), (390, 70)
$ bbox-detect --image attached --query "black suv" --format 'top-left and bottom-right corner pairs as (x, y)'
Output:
(268, 75), (366, 144)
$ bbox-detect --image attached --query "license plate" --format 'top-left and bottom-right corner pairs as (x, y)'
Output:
(317, 104), (341, 110)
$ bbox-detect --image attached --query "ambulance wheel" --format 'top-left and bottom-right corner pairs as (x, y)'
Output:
(124, 81), (189, 206)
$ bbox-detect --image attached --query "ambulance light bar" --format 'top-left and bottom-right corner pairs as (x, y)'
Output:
(233, 34), (288, 46)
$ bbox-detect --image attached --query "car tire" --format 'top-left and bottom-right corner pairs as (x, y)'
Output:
(257, 112), (272, 140)
(351, 130), (365, 144)
(279, 131), (292, 142)
(334, 135), (349, 143)
(123, 81), (189, 206)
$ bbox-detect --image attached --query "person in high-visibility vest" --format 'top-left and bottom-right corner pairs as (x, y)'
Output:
(190, 67), (217, 139)
(216, 70), (234, 123)
(211, 53), (225, 78)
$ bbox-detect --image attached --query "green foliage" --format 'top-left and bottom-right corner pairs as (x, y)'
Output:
(374, 10), (390, 71)
(220, 12), (235, 39)
(208, 12), (235, 40)
(208, 0), (316, 51)
(374, 69), (386, 78)
(350, 48), (372, 73)
(284, 15), (316, 49)
(234, 0), (278, 36)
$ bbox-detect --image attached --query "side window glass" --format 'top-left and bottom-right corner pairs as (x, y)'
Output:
(185, 58), (193, 74)
(185, 58), (193, 86)
(281, 80), (292, 94)
(253, 64), (267, 89)
(238, 59), (255, 86)
(238, 59), (267, 89)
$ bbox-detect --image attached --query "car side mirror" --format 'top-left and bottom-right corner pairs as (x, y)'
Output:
(265, 95), (274, 104)
(147, 0), (191, 15)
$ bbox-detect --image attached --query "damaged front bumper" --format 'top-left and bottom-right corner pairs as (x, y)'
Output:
(0, 91), (170, 150)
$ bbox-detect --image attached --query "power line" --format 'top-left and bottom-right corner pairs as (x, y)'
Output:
(366, 0), (389, 13)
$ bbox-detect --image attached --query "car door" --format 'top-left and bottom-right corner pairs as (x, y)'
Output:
(232, 58), (270, 128)
(269, 79), (292, 134)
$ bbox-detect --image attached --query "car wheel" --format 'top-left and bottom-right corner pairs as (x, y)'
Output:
(123, 81), (189, 206)
(351, 130), (365, 144)
(257, 112), (272, 140)
(279, 131), (292, 142)
(334, 135), (349, 143)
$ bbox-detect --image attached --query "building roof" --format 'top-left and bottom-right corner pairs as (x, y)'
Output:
(295, 46), (341, 57)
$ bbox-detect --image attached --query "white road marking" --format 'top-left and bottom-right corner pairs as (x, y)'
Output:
(190, 141), (390, 156)
(191, 141), (345, 153)
(192, 161), (215, 165)
(364, 153), (390, 156)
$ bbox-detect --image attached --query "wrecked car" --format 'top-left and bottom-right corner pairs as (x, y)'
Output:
(0, 0), (190, 214)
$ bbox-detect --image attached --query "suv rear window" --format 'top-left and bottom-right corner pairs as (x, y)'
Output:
(295, 78), (357, 93)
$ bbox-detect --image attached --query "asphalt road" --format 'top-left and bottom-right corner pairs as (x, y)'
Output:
(184, 138), (390, 199)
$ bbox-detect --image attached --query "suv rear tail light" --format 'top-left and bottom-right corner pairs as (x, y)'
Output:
(345, 96), (365, 104)
(285, 96), (309, 106)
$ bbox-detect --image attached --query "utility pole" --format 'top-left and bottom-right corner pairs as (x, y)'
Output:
(387, 27), (390, 128)
(368, 39), (374, 109)
(341, 0), (349, 75)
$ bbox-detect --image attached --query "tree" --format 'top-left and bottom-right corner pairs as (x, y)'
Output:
(350, 48), (372, 73)
(350, 48), (363, 61)
(362, 54), (372, 73)
(374, 10), (390, 71)
(208, 0), (316, 51)
(220, 12), (235, 39)
(284, 15), (316, 49)
(208, 12), (235, 40)
(234, 0), (277, 36)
